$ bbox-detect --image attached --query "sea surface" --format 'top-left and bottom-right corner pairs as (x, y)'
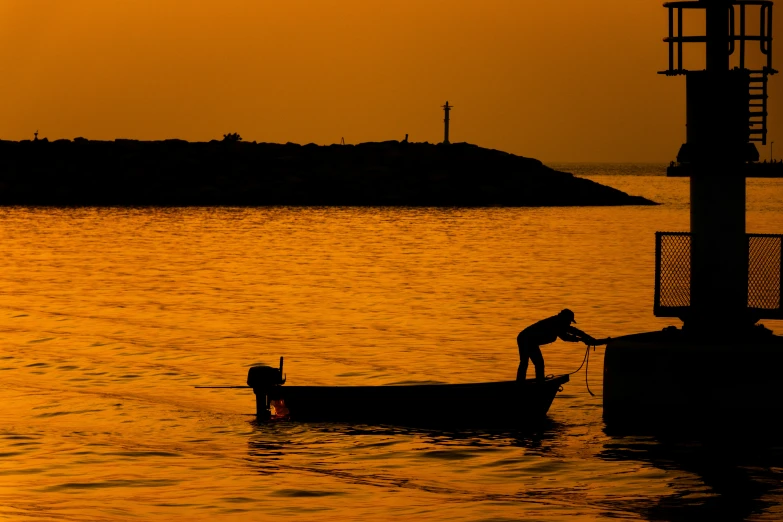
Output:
(2, 163), (783, 521)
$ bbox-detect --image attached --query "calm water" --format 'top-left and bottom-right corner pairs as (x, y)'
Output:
(2, 164), (783, 521)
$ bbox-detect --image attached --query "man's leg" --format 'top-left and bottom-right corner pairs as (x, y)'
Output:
(517, 344), (530, 382)
(516, 359), (529, 382)
(529, 345), (545, 381)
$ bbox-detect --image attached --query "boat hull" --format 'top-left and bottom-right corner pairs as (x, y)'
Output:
(255, 375), (569, 427)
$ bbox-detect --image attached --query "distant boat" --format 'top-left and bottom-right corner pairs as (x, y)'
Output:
(247, 359), (569, 428)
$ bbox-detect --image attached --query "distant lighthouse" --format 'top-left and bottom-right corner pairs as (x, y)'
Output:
(442, 101), (452, 144)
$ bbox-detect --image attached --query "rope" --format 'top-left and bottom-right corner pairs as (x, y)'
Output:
(585, 345), (595, 397)
(567, 343), (596, 397)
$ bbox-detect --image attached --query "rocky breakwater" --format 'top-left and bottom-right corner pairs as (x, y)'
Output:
(0, 139), (655, 206)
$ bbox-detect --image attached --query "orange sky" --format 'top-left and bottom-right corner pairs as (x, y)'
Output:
(0, 1), (780, 162)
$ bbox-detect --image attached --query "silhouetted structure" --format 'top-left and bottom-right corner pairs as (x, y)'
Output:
(604, 0), (783, 429)
(442, 101), (452, 144)
(668, 161), (783, 177)
(660, 0), (780, 329)
(0, 139), (654, 207)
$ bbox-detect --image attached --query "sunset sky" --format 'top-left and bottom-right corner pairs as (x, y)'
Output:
(1, 1), (780, 162)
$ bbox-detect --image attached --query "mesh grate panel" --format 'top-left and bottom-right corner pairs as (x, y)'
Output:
(748, 235), (782, 310)
(655, 232), (783, 318)
(657, 232), (691, 308)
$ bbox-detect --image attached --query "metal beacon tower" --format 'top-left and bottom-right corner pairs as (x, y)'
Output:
(603, 0), (783, 428)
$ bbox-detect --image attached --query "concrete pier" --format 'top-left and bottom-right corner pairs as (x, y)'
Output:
(604, 330), (783, 428)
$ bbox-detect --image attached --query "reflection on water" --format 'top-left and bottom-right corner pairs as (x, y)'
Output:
(600, 434), (783, 521)
(245, 420), (596, 518)
(1, 172), (783, 520)
(243, 420), (783, 521)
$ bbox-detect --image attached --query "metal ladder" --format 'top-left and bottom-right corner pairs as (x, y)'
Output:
(748, 70), (769, 145)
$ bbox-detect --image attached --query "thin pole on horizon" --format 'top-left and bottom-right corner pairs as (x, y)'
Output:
(442, 101), (452, 145)
(772, 141), (774, 162)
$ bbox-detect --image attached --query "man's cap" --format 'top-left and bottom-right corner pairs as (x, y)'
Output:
(560, 308), (577, 323)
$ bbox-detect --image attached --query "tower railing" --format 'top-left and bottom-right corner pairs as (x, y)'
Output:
(661, 0), (774, 76)
(660, 0), (777, 145)
(654, 231), (783, 318)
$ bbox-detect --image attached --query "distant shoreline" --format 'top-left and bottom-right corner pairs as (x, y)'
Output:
(545, 163), (669, 177)
(0, 139), (656, 207)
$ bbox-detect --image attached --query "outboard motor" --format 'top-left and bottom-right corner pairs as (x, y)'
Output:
(247, 357), (286, 420)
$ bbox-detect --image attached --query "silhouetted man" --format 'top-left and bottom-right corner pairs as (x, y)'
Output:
(516, 309), (597, 382)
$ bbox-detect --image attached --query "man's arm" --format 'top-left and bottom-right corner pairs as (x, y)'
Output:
(559, 326), (595, 344)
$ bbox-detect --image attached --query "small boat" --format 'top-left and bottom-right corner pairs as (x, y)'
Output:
(247, 358), (569, 428)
